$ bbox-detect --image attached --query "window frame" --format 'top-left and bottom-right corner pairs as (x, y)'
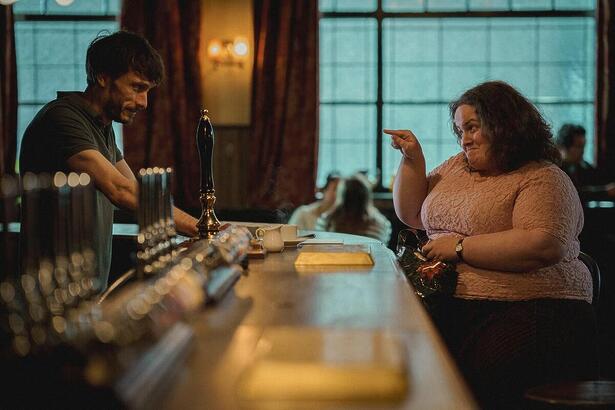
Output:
(319, 2), (595, 191)
(13, 1), (119, 166)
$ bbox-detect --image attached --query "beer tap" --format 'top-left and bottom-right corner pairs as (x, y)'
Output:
(196, 109), (221, 239)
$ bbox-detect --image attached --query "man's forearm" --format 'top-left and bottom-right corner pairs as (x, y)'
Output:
(173, 206), (198, 237)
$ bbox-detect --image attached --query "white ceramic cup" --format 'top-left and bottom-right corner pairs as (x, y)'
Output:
(280, 224), (298, 241)
(255, 225), (284, 252)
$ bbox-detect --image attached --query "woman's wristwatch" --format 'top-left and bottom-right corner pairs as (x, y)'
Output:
(455, 237), (465, 262)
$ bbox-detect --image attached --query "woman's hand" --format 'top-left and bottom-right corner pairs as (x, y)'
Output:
(421, 235), (460, 263)
(384, 129), (424, 162)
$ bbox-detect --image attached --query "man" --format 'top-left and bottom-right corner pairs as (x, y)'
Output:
(288, 172), (340, 230)
(556, 123), (615, 202)
(19, 31), (198, 290)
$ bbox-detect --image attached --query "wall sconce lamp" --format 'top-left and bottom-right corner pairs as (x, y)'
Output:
(207, 37), (249, 69)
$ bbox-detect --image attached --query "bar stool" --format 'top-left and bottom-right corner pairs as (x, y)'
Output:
(523, 252), (614, 409)
(524, 381), (615, 409)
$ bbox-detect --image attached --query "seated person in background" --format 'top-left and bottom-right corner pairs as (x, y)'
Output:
(557, 123), (615, 202)
(288, 172), (340, 230)
(386, 81), (597, 408)
(315, 173), (391, 244)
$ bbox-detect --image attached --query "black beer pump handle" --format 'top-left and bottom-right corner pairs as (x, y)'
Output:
(196, 109), (215, 193)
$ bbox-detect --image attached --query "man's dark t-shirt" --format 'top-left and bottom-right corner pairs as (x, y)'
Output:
(19, 92), (123, 289)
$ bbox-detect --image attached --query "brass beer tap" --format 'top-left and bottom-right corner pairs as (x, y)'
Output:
(196, 109), (221, 239)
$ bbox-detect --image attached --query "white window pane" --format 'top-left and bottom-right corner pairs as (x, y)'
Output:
(383, 104), (442, 143)
(538, 103), (588, 135)
(36, 67), (77, 100)
(35, 25), (76, 65)
(318, 104), (376, 184)
(584, 104), (595, 164)
(538, 63), (590, 100)
(383, 19), (440, 64)
(539, 18), (594, 63)
(442, 19), (489, 63)
(489, 65), (537, 99)
(107, 0), (121, 14)
(441, 65), (489, 100)
(76, 22), (119, 51)
(427, 0), (467, 11)
(469, 0), (509, 10)
(15, 24), (34, 66)
(113, 123), (123, 152)
(339, 66), (377, 101)
(321, 65), (377, 102)
(513, 0), (552, 10)
(490, 19), (537, 63)
(383, 0), (425, 12)
(17, 67), (36, 101)
(319, 0), (377, 12)
(13, 0), (44, 14)
(538, 102), (594, 162)
(384, 65), (440, 102)
(555, 0), (595, 10)
(320, 19), (377, 102)
(320, 19), (377, 64)
(46, 0), (107, 14)
(421, 143), (442, 172)
(318, 141), (377, 184)
(320, 65), (335, 101)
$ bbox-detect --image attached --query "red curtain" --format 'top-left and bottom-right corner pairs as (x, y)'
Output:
(596, 0), (615, 175)
(249, 0), (319, 209)
(121, 0), (203, 209)
(1, 5), (17, 176)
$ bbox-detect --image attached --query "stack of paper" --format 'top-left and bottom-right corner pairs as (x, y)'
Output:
(294, 244), (374, 266)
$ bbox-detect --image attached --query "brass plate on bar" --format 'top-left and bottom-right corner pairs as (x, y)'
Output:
(237, 327), (408, 403)
(294, 244), (374, 266)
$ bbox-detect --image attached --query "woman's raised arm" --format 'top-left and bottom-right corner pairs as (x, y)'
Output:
(385, 129), (428, 229)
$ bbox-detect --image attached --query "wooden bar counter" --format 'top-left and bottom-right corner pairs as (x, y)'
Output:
(162, 231), (476, 409)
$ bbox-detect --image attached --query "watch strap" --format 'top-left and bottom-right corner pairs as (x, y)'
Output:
(455, 237), (465, 262)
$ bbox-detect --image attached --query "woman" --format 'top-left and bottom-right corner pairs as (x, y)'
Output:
(288, 172), (340, 230)
(315, 173), (391, 244)
(385, 81), (598, 408)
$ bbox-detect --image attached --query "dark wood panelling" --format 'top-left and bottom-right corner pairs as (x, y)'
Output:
(212, 126), (250, 209)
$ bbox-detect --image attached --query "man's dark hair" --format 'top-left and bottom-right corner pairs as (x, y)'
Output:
(449, 80), (561, 172)
(557, 123), (586, 149)
(86, 30), (164, 86)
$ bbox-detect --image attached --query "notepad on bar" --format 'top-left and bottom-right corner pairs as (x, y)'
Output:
(237, 327), (408, 402)
(294, 244), (373, 266)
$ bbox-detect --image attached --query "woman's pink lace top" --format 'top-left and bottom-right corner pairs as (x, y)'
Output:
(422, 153), (592, 303)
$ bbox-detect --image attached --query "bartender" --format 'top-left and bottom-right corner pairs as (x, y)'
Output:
(19, 30), (198, 290)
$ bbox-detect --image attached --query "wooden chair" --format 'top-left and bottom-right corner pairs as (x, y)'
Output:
(579, 251), (601, 308)
(524, 381), (615, 409)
